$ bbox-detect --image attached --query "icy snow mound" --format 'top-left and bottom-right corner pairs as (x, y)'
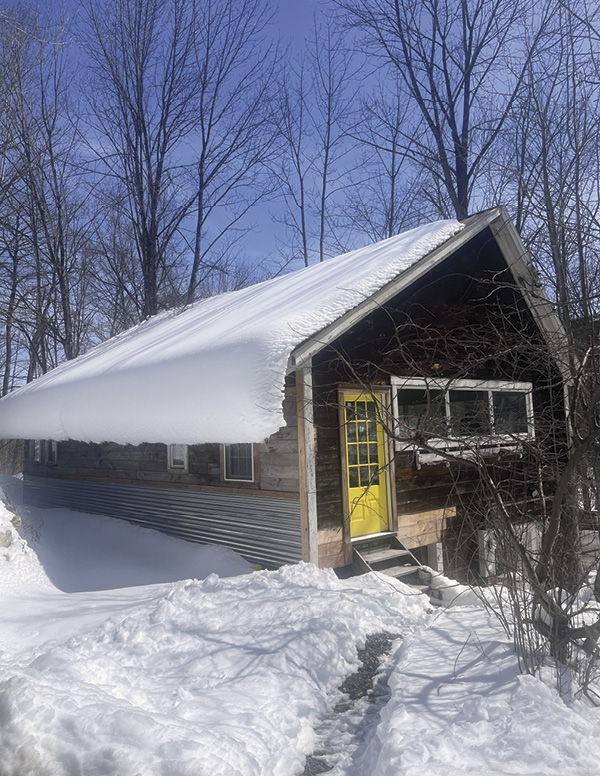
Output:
(0, 498), (52, 595)
(0, 220), (462, 444)
(0, 564), (430, 776)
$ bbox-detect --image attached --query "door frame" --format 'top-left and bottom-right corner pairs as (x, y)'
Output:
(338, 385), (397, 546)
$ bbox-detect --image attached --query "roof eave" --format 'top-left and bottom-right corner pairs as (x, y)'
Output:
(288, 207), (505, 372)
(289, 206), (570, 385)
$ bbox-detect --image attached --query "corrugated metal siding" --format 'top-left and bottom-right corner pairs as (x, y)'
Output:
(24, 476), (302, 568)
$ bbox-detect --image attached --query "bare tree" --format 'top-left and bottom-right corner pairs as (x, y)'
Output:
(337, 0), (550, 219)
(0, 7), (93, 386)
(184, 0), (278, 304)
(83, 0), (199, 319)
(13, 37), (91, 363)
(274, 18), (357, 266)
(344, 80), (432, 242)
(490, 1), (600, 337)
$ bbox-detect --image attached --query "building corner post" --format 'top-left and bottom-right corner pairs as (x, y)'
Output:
(296, 361), (319, 565)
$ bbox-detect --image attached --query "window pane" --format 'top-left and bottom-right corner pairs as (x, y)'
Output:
(449, 390), (491, 435)
(493, 391), (528, 435)
(33, 440), (42, 463)
(47, 440), (57, 464)
(397, 388), (446, 437)
(170, 444), (187, 468)
(226, 443), (253, 481)
(359, 466), (371, 486)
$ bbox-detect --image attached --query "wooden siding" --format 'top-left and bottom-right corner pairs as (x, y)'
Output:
(309, 226), (565, 566)
(317, 526), (347, 568)
(24, 383), (300, 498)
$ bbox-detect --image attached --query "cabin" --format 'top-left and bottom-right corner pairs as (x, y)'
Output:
(0, 208), (568, 582)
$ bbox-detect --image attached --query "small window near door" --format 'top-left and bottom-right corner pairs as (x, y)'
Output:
(224, 443), (254, 481)
(168, 444), (189, 472)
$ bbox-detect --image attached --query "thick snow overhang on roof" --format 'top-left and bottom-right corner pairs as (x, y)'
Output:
(0, 219), (467, 445)
(0, 208), (570, 446)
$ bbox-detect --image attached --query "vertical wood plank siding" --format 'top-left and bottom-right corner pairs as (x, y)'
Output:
(24, 476), (302, 568)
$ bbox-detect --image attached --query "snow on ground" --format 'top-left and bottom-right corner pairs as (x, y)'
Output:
(355, 608), (600, 776)
(17, 501), (252, 593)
(1, 478), (600, 775)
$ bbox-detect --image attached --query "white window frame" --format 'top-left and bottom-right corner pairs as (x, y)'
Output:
(223, 443), (255, 482)
(392, 377), (535, 461)
(167, 444), (189, 472)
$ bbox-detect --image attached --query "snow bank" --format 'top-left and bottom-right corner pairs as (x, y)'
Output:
(0, 220), (462, 445)
(355, 606), (600, 776)
(0, 565), (430, 776)
(19, 504), (252, 592)
(0, 499), (52, 596)
(423, 566), (485, 608)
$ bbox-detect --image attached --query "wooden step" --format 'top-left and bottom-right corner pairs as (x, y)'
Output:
(378, 563), (421, 579)
(351, 536), (432, 596)
(352, 535), (396, 552)
(360, 547), (413, 565)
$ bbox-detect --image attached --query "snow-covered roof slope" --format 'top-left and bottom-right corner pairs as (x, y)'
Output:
(0, 220), (462, 444)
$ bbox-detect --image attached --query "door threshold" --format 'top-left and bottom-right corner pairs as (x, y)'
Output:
(351, 531), (396, 543)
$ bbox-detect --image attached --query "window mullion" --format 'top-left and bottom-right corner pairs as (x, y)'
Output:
(444, 390), (451, 436)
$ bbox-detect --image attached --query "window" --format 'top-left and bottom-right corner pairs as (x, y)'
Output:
(224, 443), (254, 481)
(392, 377), (534, 458)
(345, 399), (382, 488)
(168, 444), (188, 471)
(32, 439), (43, 463)
(46, 440), (58, 465)
(31, 439), (58, 464)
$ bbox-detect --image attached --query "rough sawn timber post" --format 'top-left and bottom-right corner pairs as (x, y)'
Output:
(296, 363), (319, 564)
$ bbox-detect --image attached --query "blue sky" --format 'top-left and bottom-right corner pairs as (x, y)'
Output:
(275, 0), (320, 49)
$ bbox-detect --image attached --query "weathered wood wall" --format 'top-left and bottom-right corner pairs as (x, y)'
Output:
(24, 383), (300, 499)
(311, 226), (565, 566)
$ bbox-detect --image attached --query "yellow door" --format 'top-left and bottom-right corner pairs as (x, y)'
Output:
(343, 392), (389, 537)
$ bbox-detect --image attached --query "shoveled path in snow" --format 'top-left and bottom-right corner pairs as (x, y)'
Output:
(303, 632), (401, 775)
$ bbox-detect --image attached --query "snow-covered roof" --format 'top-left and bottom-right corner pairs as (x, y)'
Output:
(0, 219), (463, 445)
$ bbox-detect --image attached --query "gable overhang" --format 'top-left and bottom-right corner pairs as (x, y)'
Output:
(289, 206), (569, 383)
